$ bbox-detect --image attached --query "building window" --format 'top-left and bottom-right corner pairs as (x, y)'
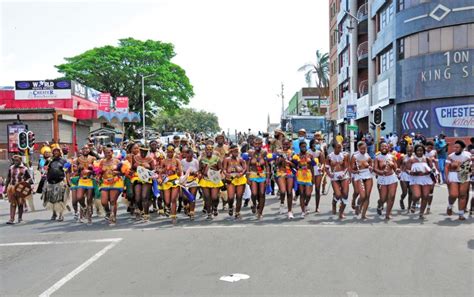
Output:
(429, 28), (441, 53)
(418, 31), (429, 54)
(379, 1), (394, 31)
(397, 38), (405, 60)
(453, 24), (468, 50)
(398, 0), (404, 12)
(399, 0), (431, 11)
(379, 47), (394, 74)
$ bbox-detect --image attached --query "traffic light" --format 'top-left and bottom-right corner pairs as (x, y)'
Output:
(374, 108), (383, 125)
(370, 121), (376, 131)
(27, 131), (35, 149)
(18, 131), (28, 150)
(380, 122), (386, 131)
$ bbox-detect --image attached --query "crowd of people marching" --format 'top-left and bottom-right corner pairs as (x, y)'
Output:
(3, 129), (473, 225)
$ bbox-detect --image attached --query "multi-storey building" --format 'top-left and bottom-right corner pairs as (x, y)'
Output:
(328, 0), (340, 124)
(331, 0), (473, 140)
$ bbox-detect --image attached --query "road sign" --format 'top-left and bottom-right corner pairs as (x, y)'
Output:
(348, 124), (358, 131)
(374, 107), (383, 125)
(346, 105), (356, 119)
(7, 124), (27, 153)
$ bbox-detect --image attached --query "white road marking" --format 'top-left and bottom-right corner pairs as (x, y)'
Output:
(109, 228), (133, 232)
(0, 238), (122, 247)
(346, 291), (359, 297)
(220, 273), (250, 282)
(38, 238), (122, 297)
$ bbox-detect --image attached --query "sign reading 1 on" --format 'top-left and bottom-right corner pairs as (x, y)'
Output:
(421, 50), (473, 82)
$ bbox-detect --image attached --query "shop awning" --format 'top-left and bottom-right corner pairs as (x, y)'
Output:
(74, 109), (140, 123)
(97, 111), (140, 123)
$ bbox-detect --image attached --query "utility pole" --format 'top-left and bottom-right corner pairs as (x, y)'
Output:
(280, 82), (284, 118)
(141, 74), (154, 144)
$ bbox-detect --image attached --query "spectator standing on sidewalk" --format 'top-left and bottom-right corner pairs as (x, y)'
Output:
(435, 134), (448, 184)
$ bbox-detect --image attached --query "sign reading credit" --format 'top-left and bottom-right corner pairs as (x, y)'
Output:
(15, 80), (72, 100)
(435, 104), (474, 129)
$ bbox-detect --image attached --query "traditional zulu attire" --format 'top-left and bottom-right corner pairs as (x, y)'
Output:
(446, 151), (472, 184)
(42, 156), (68, 215)
(6, 163), (32, 207)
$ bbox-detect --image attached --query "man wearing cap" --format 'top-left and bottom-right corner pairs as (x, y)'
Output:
(42, 147), (69, 221)
(292, 129), (310, 154)
(37, 145), (52, 195)
(4, 155), (32, 224)
(272, 129), (285, 152)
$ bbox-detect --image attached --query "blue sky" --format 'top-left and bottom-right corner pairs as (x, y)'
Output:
(1, 0), (329, 132)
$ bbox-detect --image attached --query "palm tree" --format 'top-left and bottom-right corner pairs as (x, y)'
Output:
(298, 50), (329, 115)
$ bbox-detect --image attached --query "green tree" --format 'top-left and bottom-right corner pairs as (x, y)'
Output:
(56, 38), (194, 135)
(298, 50), (329, 115)
(153, 108), (220, 134)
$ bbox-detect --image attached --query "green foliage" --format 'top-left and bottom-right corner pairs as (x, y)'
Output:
(298, 50), (329, 89)
(153, 108), (220, 134)
(298, 50), (329, 115)
(55, 38), (194, 117)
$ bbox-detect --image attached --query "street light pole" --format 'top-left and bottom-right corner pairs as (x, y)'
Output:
(141, 74), (153, 144)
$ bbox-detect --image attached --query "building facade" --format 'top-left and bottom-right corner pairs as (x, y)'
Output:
(284, 87), (329, 116)
(329, 0), (340, 123)
(330, 0), (474, 139)
(0, 80), (139, 159)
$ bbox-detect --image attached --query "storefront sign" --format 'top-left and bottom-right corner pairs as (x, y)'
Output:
(71, 81), (87, 99)
(398, 49), (474, 103)
(7, 124), (27, 153)
(115, 96), (129, 113)
(421, 50), (472, 83)
(98, 93), (111, 112)
(397, 98), (472, 138)
(435, 104), (474, 129)
(72, 80), (101, 104)
(356, 94), (369, 119)
(87, 87), (100, 103)
(378, 79), (389, 101)
(15, 80), (71, 100)
(346, 104), (356, 119)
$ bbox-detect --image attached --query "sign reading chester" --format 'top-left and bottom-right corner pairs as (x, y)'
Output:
(435, 104), (474, 129)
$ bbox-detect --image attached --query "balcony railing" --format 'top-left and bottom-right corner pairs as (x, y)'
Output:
(359, 80), (368, 96)
(357, 3), (368, 22)
(357, 41), (368, 60)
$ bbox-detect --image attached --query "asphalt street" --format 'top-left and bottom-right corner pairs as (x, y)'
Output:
(0, 184), (472, 297)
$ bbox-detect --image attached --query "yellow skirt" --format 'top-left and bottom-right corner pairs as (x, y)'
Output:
(130, 172), (139, 183)
(276, 169), (294, 179)
(159, 174), (179, 191)
(199, 178), (224, 188)
(231, 176), (247, 186)
(296, 169), (312, 185)
(100, 177), (124, 192)
(78, 178), (94, 189)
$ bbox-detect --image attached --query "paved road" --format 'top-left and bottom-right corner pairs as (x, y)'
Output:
(1, 184), (472, 297)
